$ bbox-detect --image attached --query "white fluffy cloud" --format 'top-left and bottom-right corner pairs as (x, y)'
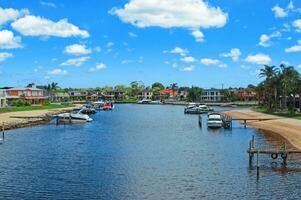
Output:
(183, 66), (194, 72)
(111, 0), (227, 42)
(258, 31), (281, 47)
(220, 48), (241, 62)
(48, 69), (68, 75)
(272, 5), (288, 18)
(191, 30), (204, 43)
(40, 1), (57, 8)
(89, 63), (107, 72)
(0, 7), (29, 25)
(121, 60), (133, 64)
(293, 19), (301, 32)
(170, 47), (189, 56)
(0, 52), (13, 62)
(200, 58), (220, 65)
(0, 30), (22, 49)
(60, 56), (90, 67)
(181, 56), (196, 63)
(12, 15), (89, 38)
(64, 44), (91, 55)
(128, 32), (137, 37)
(245, 54), (271, 65)
(285, 40), (301, 52)
(106, 42), (114, 48)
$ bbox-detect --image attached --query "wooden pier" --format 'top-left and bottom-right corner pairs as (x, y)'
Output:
(247, 136), (301, 177)
(220, 113), (278, 129)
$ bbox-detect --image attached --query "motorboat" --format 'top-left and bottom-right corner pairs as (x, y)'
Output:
(93, 101), (114, 111)
(149, 100), (162, 104)
(207, 113), (223, 129)
(57, 108), (93, 123)
(81, 104), (97, 114)
(184, 104), (213, 114)
(138, 99), (152, 104)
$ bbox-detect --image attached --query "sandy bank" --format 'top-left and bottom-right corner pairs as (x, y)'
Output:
(221, 109), (301, 150)
(0, 108), (74, 130)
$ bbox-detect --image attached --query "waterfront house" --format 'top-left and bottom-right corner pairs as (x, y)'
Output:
(140, 88), (153, 100)
(237, 88), (257, 101)
(201, 89), (224, 102)
(160, 89), (177, 99)
(114, 89), (126, 100)
(0, 89), (7, 107)
(6, 84), (47, 105)
(178, 87), (190, 101)
(52, 92), (70, 102)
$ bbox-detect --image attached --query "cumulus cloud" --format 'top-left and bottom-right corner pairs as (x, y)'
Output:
(89, 63), (107, 72)
(258, 31), (281, 47)
(200, 58), (221, 65)
(293, 19), (301, 32)
(121, 60), (133, 64)
(0, 7), (29, 25)
(60, 56), (90, 67)
(220, 48), (241, 62)
(40, 1), (57, 8)
(183, 66), (194, 72)
(191, 30), (204, 43)
(0, 52), (13, 62)
(169, 47), (189, 56)
(0, 30), (22, 49)
(245, 54), (271, 65)
(64, 44), (91, 55)
(285, 40), (301, 53)
(110, 0), (227, 42)
(106, 42), (114, 48)
(128, 32), (137, 37)
(181, 56), (196, 63)
(12, 15), (89, 38)
(272, 5), (288, 18)
(48, 69), (68, 75)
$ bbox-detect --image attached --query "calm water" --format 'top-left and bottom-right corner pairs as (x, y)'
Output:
(0, 104), (301, 199)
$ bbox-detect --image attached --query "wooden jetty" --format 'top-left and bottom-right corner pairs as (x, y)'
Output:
(220, 113), (278, 129)
(247, 136), (301, 177)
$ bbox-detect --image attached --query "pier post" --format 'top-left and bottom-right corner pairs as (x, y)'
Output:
(244, 120), (247, 128)
(256, 151), (259, 178)
(2, 122), (4, 141)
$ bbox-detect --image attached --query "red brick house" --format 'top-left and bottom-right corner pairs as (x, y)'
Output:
(6, 85), (47, 105)
(160, 89), (178, 100)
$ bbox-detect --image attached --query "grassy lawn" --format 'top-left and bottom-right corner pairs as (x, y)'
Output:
(255, 107), (301, 120)
(115, 99), (138, 103)
(0, 104), (74, 113)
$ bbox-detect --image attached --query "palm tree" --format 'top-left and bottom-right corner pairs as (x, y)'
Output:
(259, 65), (279, 110)
(279, 64), (300, 111)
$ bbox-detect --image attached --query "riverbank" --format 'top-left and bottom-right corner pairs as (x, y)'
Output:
(0, 107), (74, 131)
(222, 109), (301, 150)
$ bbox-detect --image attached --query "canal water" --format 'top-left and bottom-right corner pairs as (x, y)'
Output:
(0, 104), (301, 199)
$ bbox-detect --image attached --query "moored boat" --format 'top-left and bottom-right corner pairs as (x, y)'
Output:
(207, 113), (223, 129)
(57, 108), (93, 123)
(184, 104), (213, 114)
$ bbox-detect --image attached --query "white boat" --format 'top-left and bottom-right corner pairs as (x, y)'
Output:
(207, 113), (223, 129)
(57, 108), (93, 123)
(184, 104), (213, 114)
(138, 99), (152, 104)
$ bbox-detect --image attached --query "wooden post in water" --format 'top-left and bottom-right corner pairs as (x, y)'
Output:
(198, 114), (202, 127)
(2, 122), (4, 141)
(244, 120), (247, 128)
(256, 151), (260, 178)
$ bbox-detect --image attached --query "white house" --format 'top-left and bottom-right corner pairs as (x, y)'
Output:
(201, 89), (224, 102)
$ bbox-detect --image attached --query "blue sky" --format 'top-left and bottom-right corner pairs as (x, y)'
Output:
(0, 0), (301, 88)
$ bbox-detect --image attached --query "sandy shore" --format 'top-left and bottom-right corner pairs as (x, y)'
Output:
(0, 108), (74, 130)
(222, 109), (301, 150)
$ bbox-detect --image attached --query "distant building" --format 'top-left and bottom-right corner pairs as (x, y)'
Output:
(6, 84), (47, 105)
(140, 88), (153, 100)
(201, 89), (224, 102)
(237, 88), (257, 101)
(0, 89), (7, 107)
(160, 89), (177, 99)
(52, 92), (70, 102)
(178, 87), (190, 100)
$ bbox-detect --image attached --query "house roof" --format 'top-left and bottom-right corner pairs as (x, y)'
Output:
(7, 87), (42, 91)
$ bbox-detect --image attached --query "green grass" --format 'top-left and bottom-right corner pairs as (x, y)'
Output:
(115, 98), (138, 103)
(255, 107), (301, 120)
(0, 104), (74, 113)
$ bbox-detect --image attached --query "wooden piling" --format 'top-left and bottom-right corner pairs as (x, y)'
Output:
(2, 122), (4, 141)
(256, 151), (259, 178)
